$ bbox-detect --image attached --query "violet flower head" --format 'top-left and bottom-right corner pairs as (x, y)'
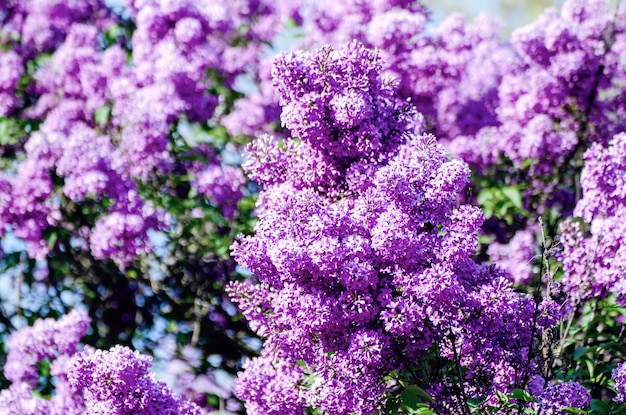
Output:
(528, 376), (591, 414)
(487, 227), (537, 284)
(257, 41), (421, 194)
(193, 164), (246, 220)
(4, 309), (90, 387)
(0, 382), (56, 415)
(0, 50), (23, 116)
(561, 133), (626, 305)
(16, 0), (113, 55)
(272, 40), (418, 162)
(67, 345), (203, 415)
(89, 206), (159, 269)
(613, 362), (626, 403)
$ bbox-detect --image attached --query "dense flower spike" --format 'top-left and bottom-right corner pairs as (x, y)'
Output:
(192, 164), (246, 221)
(67, 345), (203, 415)
(0, 50), (23, 116)
(0, 310), (89, 414)
(487, 227), (538, 285)
(0, 311), (203, 414)
(561, 133), (626, 305)
(4, 309), (90, 386)
(230, 42), (552, 415)
(263, 40), (420, 194)
(613, 363), (626, 403)
(527, 376), (592, 414)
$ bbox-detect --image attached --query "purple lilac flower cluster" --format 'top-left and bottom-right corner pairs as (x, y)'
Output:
(486, 226), (538, 285)
(229, 42), (554, 415)
(192, 162), (246, 221)
(0, 0), (112, 56)
(67, 345), (203, 415)
(527, 375), (591, 414)
(245, 41), (420, 196)
(0, 18), (160, 264)
(0, 311), (203, 415)
(4, 309), (90, 387)
(229, 0), (626, 286)
(0, 50), (24, 116)
(299, 0), (626, 180)
(0, 0), (112, 117)
(613, 363), (626, 403)
(0, 0), (297, 267)
(0, 310), (89, 414)
(560, 132), (626, 305)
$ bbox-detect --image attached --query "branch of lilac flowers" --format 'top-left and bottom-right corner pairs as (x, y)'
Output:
(559, 0), (621, 187)
(556, 228), (604, 360)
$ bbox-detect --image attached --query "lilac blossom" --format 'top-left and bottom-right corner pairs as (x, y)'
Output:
(67, 345), (203, 415)
(0, 50), (23, 116)
(613, 362), (626, 403)
(4, 309), (90, 387)
(230, 42), (553, 415)
(527, 376), (591, 414)
(0, 0), (113, 57)
(89, 203), (160, 269)
(487, 227), (538, 285)
(193, 164), (246, 221)
(560, 133), (626, 305)
(1, 311), (203, 414)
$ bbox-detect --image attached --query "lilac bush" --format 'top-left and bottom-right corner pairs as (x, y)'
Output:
(2, 0), (626, 413)
(229, 41), (558, 415)
(235, 0), (626, 269)
(0, 0), (295, 410)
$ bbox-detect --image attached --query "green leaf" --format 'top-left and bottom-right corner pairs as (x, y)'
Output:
(47, 231), (58, 250)
(573, 347), (588, 360)
(404, 384), (434, 402)
(0, 117), (20, 145)
(207, 394), (220, 407)
(301, 371), (316, 388)
(589, 399), (610, 413)
(501, 186), (522, 209)
(95, 105), (111, 127)
(563, 407), (586, 414)
(401, 389), (418, 409)
(509, 389), (536, 402)
(585, 359), (595, 379)
(386, 397), (401, 415)
(467, 396), (487, 409)
(476, 188), (494, 206)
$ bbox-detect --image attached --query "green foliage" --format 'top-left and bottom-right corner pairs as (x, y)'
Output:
(476, 184), (527, 224)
